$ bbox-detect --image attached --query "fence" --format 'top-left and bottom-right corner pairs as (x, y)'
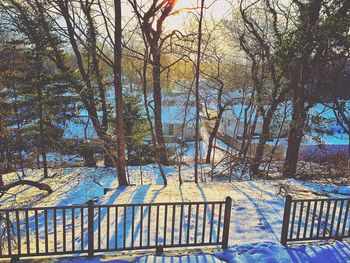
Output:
(0, 197), (232, 259)
(281, 195), (350, 245)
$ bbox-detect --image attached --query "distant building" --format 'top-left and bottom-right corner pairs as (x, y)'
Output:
(217, 98), (350, 161)
(219, 104), (263, 139)
(147, 106), (198, 143)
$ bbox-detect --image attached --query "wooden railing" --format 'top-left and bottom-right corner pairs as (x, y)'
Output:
(0, 197), (232, 259)
(281, 195), (350, 245)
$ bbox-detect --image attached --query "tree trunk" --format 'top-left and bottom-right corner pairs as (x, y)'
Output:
(152, 51), (169, 165)
(37, 86), (48, 179)
(194, 0), (205, 183)
(0, 180), (52, 197)
(283, 92), (307, 178)
(80, 143), (96, 167)
(57, 0), (113, 167)
(114, 0), (128, 186)
(141, 58), (167, 186)
(206, 110), (224, 164)
(251, 101), (278, 175)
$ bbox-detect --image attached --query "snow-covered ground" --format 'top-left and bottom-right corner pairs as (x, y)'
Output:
(1, 132), (350, 263)
(2, 163), (350, 262)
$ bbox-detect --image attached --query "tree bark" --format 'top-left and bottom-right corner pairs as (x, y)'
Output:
(114, 0), (128, 186)
(206, 109), (224, 164)
(0, 180), (52, 196)
(56, 0), (114, 167)
(194, 0), (205, 183)
(152, 51), (169, 165)
(251, 101), (278, 175)
(283, 91), (307, 178)
(141, 57), (167, 186)
(37, 85), (48, 179)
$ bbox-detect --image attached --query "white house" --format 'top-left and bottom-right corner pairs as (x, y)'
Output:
(159, 106), (198, 143)
(219, 104), (263, 139)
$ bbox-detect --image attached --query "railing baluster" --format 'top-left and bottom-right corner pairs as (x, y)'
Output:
(297, 201), (304, 238)
(53, 209), (57, 253)
(310, 201), (318, 238)
(25, 210), (30, 255)
(156, 205), (160, 246)
(16, 211), (21, 255)
(98, 207), (101, 250)
(35, 210), (39, 254)
(342, 200), (350, 237)
(329, 200), (338, 237)
(194, 204), (199, 244)
(123, 206), (126, 249)
(106, 207), (110, 251)
(323, 201), (331, 238)
(6, 211), (11, 256)
(202, 204), (207, 244)
(80, 208), (84, 251)
(140, 205), (143, 247)
(72, 208), (75, 252)
(289, 201), (297, 239)
(171, 204), (176, 245)
(303, 201), (311, 239)
(147, 206), (151, 247)
(0, 213), (2, 256)
(44, 210), (48, 253)
(131, 206), (135, 248)
(316, 201), (324, 238)
(347, 201), (350, 236)
(217, 203), (222, 243)
(186, 204), (191, 245)
(209, 204), (215, 243)
(163, 205), (168, 246)
(87, 200), (94, 257)
(336, 200), (344, 237)
(179, 204), (183, 245)
(63, 208), (66, 253)
(115, 206), (118, 249)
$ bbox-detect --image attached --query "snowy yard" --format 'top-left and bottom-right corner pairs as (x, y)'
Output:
(1, 165), (350, 262)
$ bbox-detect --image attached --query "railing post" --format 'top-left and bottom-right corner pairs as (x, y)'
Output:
(222, 196), (232, 249)
(87, 200), (94, 258)
(281, 195), (292, 246)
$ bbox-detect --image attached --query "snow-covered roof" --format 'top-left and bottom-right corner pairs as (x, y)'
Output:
(161, 106), (196, 125)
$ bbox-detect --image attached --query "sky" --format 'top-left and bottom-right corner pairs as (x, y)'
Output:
(121, 0), (233, 32)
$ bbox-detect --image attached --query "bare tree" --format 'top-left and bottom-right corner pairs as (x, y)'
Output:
(193, 0), (205, 183)
(114, 0), (128, 185)
(235, 0), (289, 176)
(128, 0), (179, 166)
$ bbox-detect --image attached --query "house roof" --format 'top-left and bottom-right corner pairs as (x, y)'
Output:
(161, 106), (196, 125)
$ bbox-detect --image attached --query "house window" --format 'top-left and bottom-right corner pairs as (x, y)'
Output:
(168, 124), (175, 135)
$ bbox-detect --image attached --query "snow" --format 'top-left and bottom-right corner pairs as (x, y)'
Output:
(0, 168), (119, 208)
(49, 242), (350, 262)
(2, 166), (350, 262)
(216, 241), (350, 263)
(2, 138), (350, 262)
(161, 106), (196, 125)
(63, 116), (98, 139)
